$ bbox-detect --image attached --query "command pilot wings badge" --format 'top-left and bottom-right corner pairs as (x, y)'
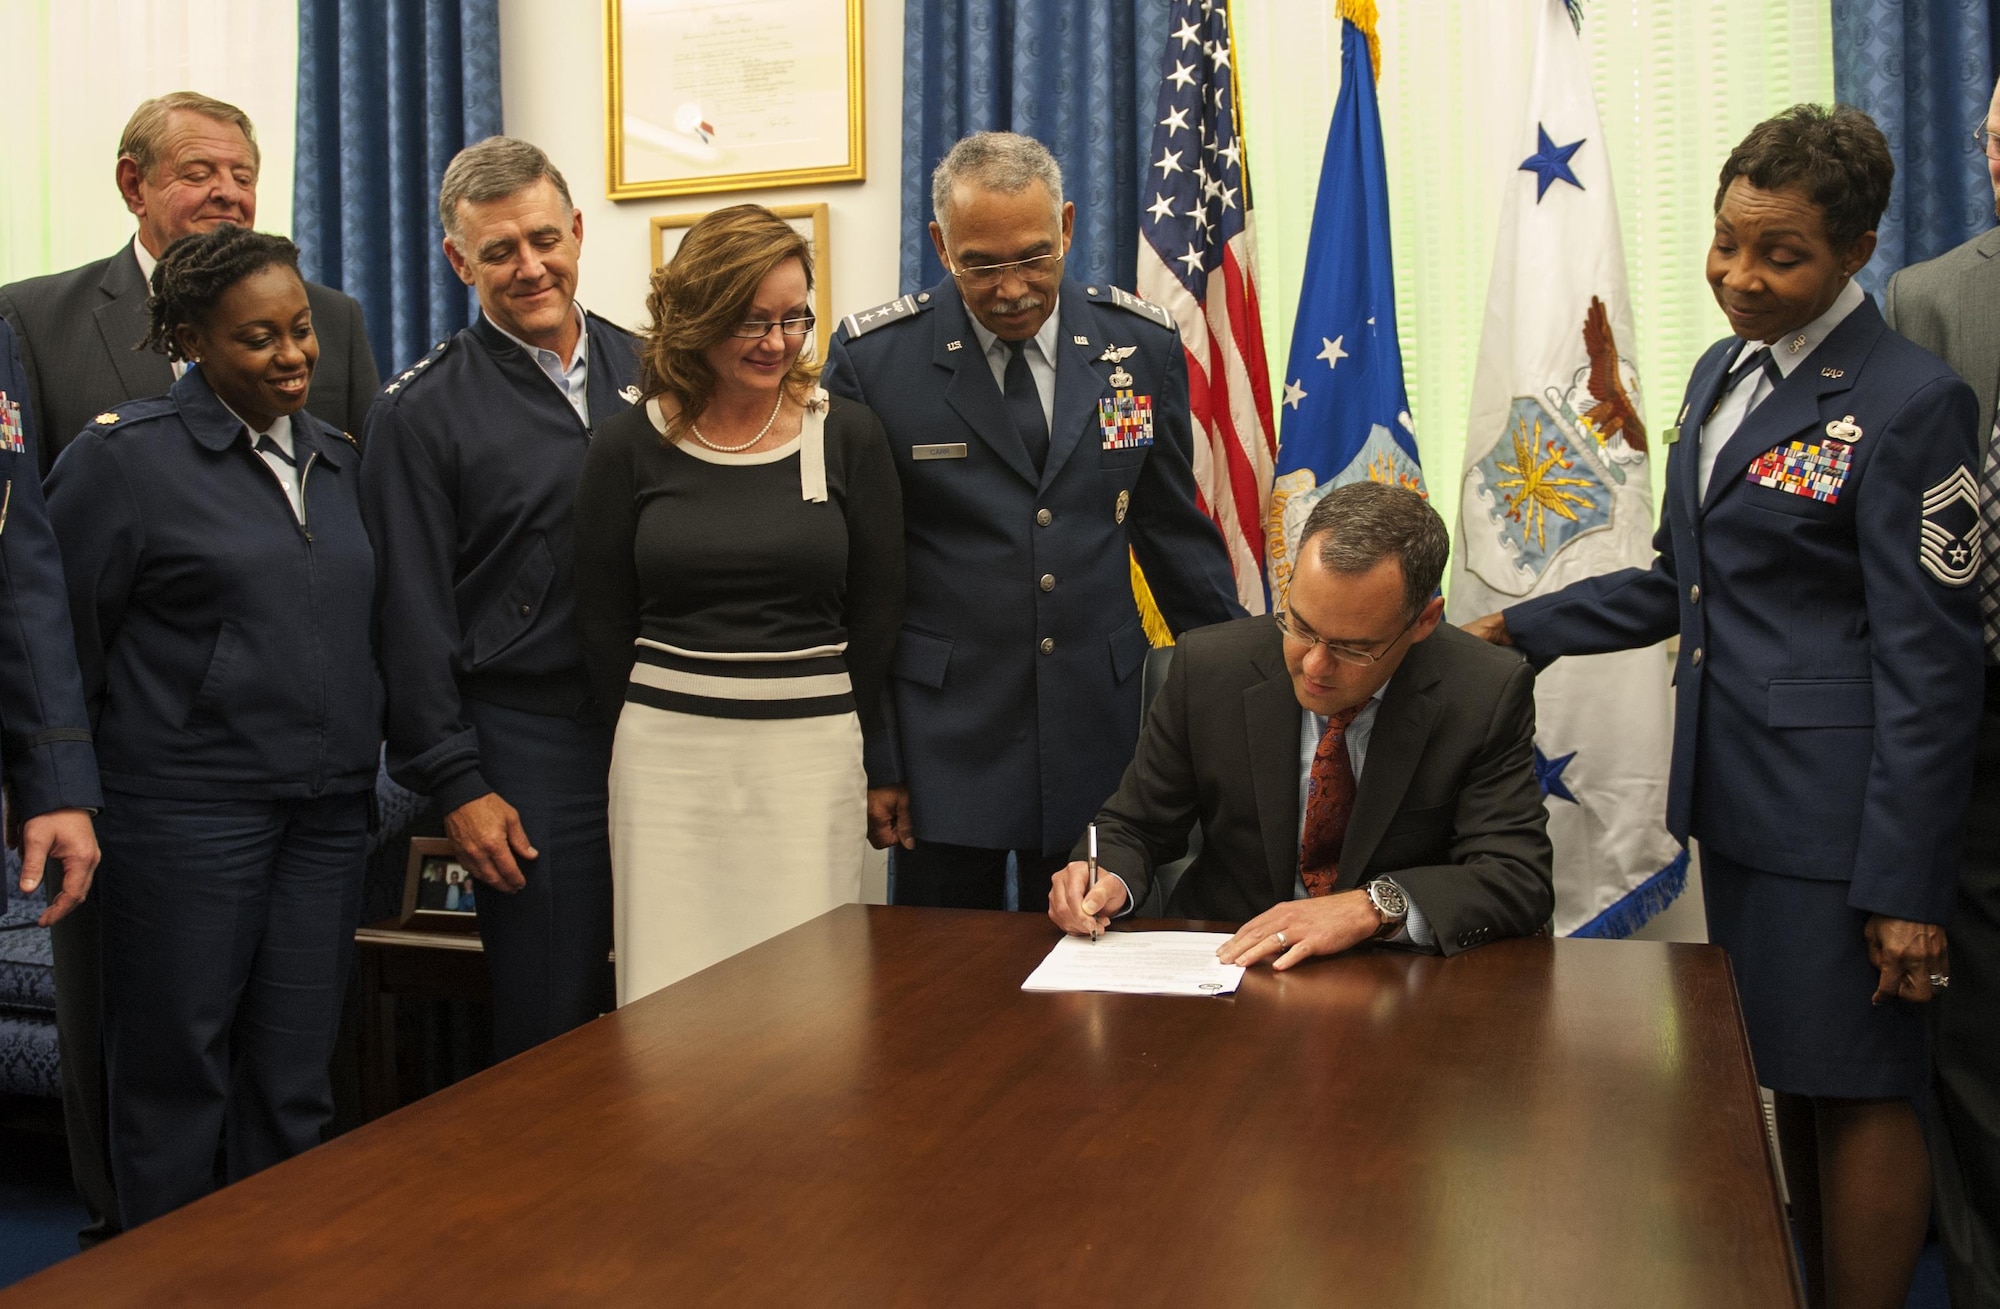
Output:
(1920, 464), (1981, 587)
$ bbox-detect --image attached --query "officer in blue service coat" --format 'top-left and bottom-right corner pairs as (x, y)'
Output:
(823, 132), (1243, 912)
(46, 227), (381, 1228)
(1469, 107), (1979, 1308)
(362, 139), (640, 1061)
(0, 317), (102, 923)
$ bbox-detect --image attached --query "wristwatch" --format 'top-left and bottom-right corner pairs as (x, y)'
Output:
(1365, 879), (1409, 939)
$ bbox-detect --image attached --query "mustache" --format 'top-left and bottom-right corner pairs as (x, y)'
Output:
(990, 292), (1044, 316)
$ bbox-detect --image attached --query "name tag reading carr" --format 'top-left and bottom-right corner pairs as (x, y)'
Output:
(912, 443), (968, 461)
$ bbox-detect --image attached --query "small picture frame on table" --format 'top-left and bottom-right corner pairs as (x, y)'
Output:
(397, 837), (482, 934)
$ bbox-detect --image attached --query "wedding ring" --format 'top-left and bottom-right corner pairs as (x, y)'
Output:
(1931, 973), (1951, 988)
(1273, 931), (1287, 948)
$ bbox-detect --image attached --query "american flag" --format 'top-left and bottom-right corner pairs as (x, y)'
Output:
(1135, 0), (1277, 615)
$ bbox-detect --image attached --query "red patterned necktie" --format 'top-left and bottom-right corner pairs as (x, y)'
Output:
(1300, 705), (1366, 897)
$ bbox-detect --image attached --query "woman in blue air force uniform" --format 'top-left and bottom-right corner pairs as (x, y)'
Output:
(1470, 106), (1981, 1309)
(44, 226), (381, 1228)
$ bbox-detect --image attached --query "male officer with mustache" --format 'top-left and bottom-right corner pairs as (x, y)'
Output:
(824, 131), (1242, 913)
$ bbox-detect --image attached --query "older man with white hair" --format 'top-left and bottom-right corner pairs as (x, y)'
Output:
(824, 131), (1242, 913)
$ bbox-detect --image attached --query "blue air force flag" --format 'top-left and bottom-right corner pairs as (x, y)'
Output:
(1264, 13), (1423, 610)
(1447, 0), (1684, 936)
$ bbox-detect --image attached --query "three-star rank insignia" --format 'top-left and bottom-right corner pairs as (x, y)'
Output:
(1921, 464), (1981, 587)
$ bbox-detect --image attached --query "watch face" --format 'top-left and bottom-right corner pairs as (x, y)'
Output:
(1370, 880), (1408, 920)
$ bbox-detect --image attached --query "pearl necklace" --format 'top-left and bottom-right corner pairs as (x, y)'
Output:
(689, 393), (785, 453)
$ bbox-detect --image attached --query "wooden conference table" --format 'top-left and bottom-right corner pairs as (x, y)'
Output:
(4, 906), (1802, 1307)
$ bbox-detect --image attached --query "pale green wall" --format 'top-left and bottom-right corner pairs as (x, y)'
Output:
(1235, 0), (1835, 561)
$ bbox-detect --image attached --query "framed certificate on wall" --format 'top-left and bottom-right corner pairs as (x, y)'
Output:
(605, 0), (866, 200)
(650, 203), (832, 332)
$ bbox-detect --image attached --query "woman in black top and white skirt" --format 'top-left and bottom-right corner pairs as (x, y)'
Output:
(574, 205), (904, 1004)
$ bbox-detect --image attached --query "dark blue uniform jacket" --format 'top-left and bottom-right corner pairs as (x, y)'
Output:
(360, 312), (641, 814)
(1507, 298), (1982, 925)
(824, 277), (1243, 852)
(0, 319), (100, 911)
(45, 365), (380, 801)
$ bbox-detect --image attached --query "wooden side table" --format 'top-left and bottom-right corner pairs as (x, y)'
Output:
(351, 924), (491, 1122)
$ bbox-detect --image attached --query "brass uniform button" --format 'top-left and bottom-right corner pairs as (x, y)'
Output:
(1040, 574), (1055, 592)
(1036, 508), (1052, 526)
(1039, 637), (1056, 655)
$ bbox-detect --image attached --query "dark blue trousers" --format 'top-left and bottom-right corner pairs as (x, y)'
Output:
(463, 698), (615, 1062)
(96, 789), (368, 1228)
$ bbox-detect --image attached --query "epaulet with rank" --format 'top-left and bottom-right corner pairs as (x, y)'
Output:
(840, 292), (931, 339)
(83, 395), (176, 436)
(1090, 283), (1174, 332)
(382, 337), (454, 397)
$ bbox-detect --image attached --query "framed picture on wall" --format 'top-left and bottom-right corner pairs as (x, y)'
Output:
(651, 203), (833, 336)
(605, 0), (865, 200)
(396, 837), (482, 935)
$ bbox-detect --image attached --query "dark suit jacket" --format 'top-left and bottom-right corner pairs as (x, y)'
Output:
(0, 243), (379, 475)
(1885, 225), (2000, 454)
(1085, 617), (1554, 955)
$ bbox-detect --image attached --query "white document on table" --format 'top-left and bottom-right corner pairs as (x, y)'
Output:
(1021, 932), (1246, 997)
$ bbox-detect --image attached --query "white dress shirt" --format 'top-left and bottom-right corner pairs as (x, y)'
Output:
(487, 303), (591, 425)
(1696, 277), (1864, 501)
(965, 298), (1061, 433)
(132, 236), (192, 382)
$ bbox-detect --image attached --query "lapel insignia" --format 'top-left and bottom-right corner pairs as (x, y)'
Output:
(1115, 489), (1130, 524)
(945, 340), (964, 352)
(1821, 367), (1845, 379)
(1098, 344), (1138, 363)
(1787, 333), (1807, 355)
(1824, 414), (1862, 443)
(1921, 465), (1981, 586)
(1108, 365), (1135, 389)
(1073, 335), (1089, 346)
(619, 385), (641, 404)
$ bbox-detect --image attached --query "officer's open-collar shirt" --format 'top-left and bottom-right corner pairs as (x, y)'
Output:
(965, 294), (1061, 433)
(485, 302), (592, 425)
(1697, 276), (1865, 500)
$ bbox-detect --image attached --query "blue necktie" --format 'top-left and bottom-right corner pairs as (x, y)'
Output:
(1724, 345), (1782, 404)
(1003, 339), (1049, 472)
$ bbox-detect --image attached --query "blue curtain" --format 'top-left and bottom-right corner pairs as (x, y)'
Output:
(294, 0), (503, 379)
(1833, 0), (1996, 297)
(900, 0), (1170, 294)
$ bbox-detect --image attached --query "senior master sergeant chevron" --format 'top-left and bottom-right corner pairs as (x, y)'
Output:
(823, 131), (1243, 913)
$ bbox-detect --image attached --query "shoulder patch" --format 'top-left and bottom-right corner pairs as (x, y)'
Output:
(382, 337), (453, 397)
(841, 294), (928, 339)
(1096, 284), (1174, 331)
(1920, 464), (1981, 587)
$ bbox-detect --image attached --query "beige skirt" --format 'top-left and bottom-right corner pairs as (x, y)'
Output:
(607, 643), (865, 1006)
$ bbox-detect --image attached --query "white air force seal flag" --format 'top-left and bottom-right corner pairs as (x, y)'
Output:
(1921, 464), (1981, 587)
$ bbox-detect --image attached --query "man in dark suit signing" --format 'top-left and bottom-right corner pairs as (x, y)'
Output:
(0, 89), (377, 1246)
(0, 91), (378, 476)
(1049, 481), (1553, 964)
